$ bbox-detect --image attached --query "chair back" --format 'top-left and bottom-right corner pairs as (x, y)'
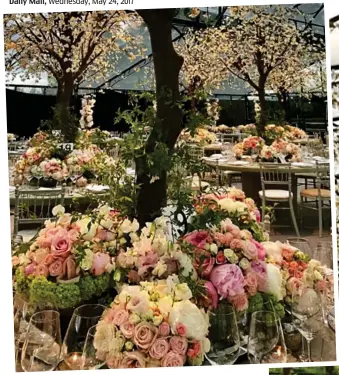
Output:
(259, 162), (292, 196)
(315, 161), (330, 191)
(13, 185), (65, 236)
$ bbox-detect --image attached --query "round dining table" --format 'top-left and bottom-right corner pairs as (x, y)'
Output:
(203, 158), (328, 215)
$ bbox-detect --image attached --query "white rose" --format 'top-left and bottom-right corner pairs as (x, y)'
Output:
(52, 205), (65, 216)
(158, 296), (174, 317)
(210, 243), (218, 255)
(169, 300), (209, 340)
(126, 290), (150, 314)
(263, 264), (284, 301)
(174, 283), (193, 301)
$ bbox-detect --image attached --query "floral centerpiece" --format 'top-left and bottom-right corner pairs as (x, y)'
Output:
(260, 140), (301, 162)
(284, 125), (308, 141)
(237, 124), (257, 135)
(180, 218), (284, 318)
(190, 187), (264, 242)
(12, 205), (124, 309)
(232, 136), (265, 158)
(8, 133), (16, 142)
(178, 128), (217, 146)
(93, 277), (210, 368)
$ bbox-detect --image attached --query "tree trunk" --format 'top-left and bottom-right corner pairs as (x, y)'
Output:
(277, 89), (290, 123)
(135, 9), (184, 226)
(257, 86), (268, 137)
(55, 75), (76, 142)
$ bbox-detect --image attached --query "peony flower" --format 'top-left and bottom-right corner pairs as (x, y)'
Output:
(169, 300), (209, 341)
(133, 322), (158, 350)
(263, 264), (284, 301)
(251, 261), (268, 291)
(205, 281), (218, 309)
(149, 338), (170, 360)
(170, 336), (188, 356)
(119, 351), (146, 368)
(161, 351), (185, 367)
(158, 322), (171, 337)
(210, 264), (245, 299)
(91, 253), (110, 276)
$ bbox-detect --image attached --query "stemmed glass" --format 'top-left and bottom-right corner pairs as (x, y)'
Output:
(205, 306), (241, 365)
(21, 310), (61, 372)
(247, 311), (279, 363)
(62, 304), (106, 370)
(81, 324), (106, 370)
(291, 285), (322, 362)
(313, 241), (333, 269)
(287, 238), (312, 258)
(250, 148), (259, 164)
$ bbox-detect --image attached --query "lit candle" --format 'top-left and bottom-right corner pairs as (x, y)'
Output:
(65, 352), (83, 370)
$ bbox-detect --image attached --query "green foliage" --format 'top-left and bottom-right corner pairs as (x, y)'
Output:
(248, 292), (263, 313)
(55, 283), (82, 309)
(30, 276), (58, 306)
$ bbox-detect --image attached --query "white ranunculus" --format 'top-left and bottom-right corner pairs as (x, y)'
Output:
(262, 241), (282, 263)
(52, 205), (65, 216)
(169, 300), (209, 340)
(78, 217), (98, 241)
(263, 263), (284, 301)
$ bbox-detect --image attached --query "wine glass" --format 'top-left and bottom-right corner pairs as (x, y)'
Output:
(250, 148), (259, 164)
(291, 285), (322, 362)
(205, 306), (241, 365)
(248, 311), (279, 363)
(313, 241), (333, 269)
(81, 324), (106, 370)
(62, 304), (106, 370)
(286, 238), (312, 258)
(21, 310), (61, 372)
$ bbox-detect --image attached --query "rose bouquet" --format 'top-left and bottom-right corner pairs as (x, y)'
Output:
(12, 205), (123, 309)
(93, 277), (210, 368)
(264, 124), (286, 141)
(180, 218), (283, 315)
(284, 125), (307, 141)
(190, 187), (264, 242)
(178, 128), (217, 146)
(263, 241), (330, 304)
(237, 124), (257, 135)
(270, 140), (301, 161)
(232, 136), (265, 157)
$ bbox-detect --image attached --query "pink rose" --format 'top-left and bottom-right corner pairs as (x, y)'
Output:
(91, 253), (110, 276)
(242, 241), (258, 260)
(159, 322), (171, 337)
(210, 264), (245, 299)
(216, 251), (226, 264)
(193, 249), (215, 278)
(34, 248), (50, 264)
(161, 351), (185, 367)
(228, 293), (249, 312)
(245, 272), (258, 296)
(214, 232), (234, 247)
(149, 338), (170, 360)
(169, 336), (188, 356)
(112, 309), (129, 327)
(120, 322), (135, 339)
(251, 239), (265, 261)
(184, 230), (211, 249)
(49, 259), (64, 277)
(24, 263), (36, 276)
(251, 261), (268, 291)
(286, 277), (302, 294)
(282, 246), (296, 262)
(50, 229), (72, 259)
(35, 264), (49, 277)
(133, 322), (158, 350)
(176, 323), (187, 337)
(119, 352), (146, 368)
(205, 281), (218, 309)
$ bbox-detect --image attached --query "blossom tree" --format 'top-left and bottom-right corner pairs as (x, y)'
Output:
(4, 11), (143, 139)
(188, 5), (322, 135)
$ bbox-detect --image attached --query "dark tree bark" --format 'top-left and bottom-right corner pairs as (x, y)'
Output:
(257, 74), (268, 136)
(277, 88), (290, 123)
(135, 9), (184, 226)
